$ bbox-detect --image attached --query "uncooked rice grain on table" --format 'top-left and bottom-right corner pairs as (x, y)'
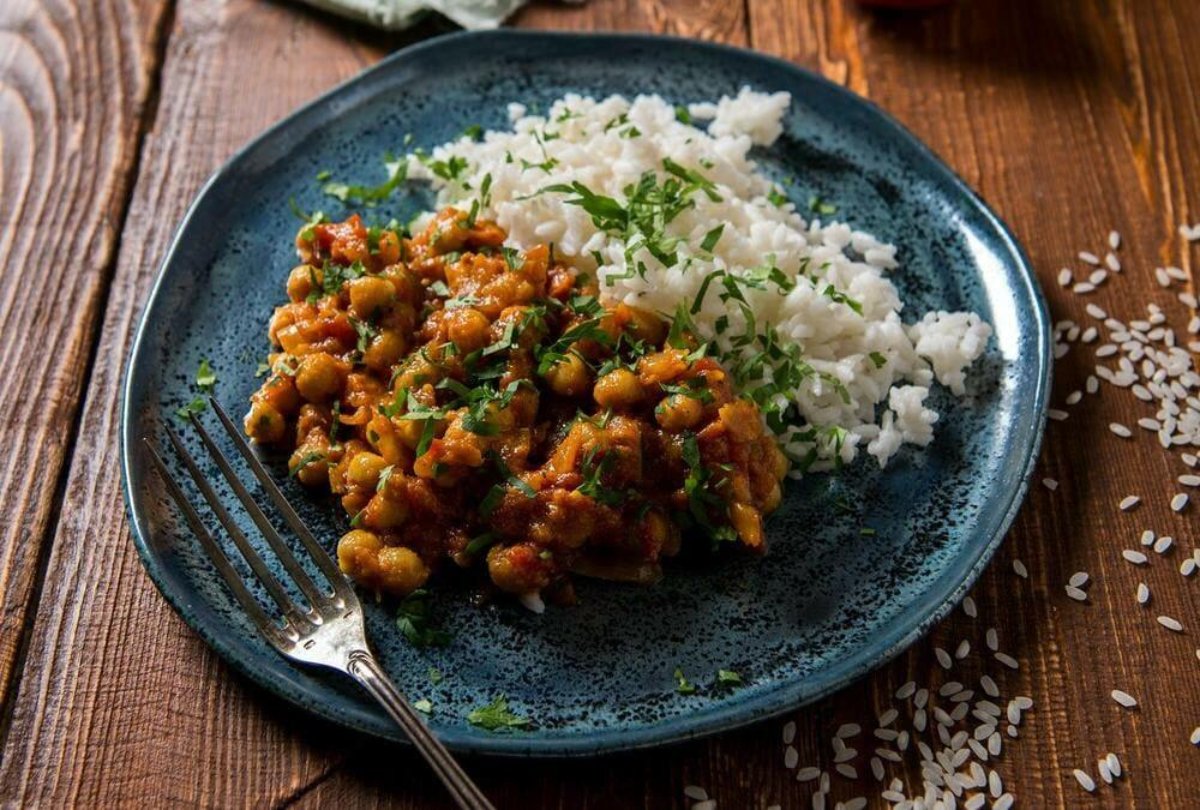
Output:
(413, 89), (991, 472)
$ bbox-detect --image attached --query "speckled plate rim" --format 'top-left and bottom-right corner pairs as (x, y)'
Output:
(120, 29), (1052, 757)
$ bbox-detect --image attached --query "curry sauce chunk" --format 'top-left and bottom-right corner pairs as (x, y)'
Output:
(246, 210), (788, 603)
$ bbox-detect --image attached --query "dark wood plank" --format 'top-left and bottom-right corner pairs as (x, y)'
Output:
(0, 0), (171, 717)
(0, 1), (433, 805)
(745, 0), (1200, 806)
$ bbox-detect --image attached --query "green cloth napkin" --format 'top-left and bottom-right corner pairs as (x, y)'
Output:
(293, 0), (531, 29)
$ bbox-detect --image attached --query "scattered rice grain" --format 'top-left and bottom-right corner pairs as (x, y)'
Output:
(1111, 689), (1138, 708)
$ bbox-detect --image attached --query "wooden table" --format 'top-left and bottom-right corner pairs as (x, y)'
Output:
(2, 0), (1198, 806)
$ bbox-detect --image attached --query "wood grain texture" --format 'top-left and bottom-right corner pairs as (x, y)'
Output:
(0, 0), (171, 718)
(4, 0), (1200, 807)
(0, 1), (437, 805)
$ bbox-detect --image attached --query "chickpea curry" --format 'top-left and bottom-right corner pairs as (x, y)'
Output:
(244, 209), (789, 605)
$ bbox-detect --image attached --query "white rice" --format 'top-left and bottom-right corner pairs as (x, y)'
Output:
(1110, 689), (1138, 708)
(411, 89), (991, 470)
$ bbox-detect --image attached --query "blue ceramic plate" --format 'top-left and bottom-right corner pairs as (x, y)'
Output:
(121, 30), (1051, 756)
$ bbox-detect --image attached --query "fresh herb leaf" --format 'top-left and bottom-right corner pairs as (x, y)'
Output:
(376, 464), (395, 493)
(808, 194), (837, 215)
(869, 351), (887, 369)
(289, 451), (326, 477)
(715, 669), (743, 689)
(766, 186), (788, 207)
(174, 397), (207, 420)
(465, 532), (498, 556)
(821, 284), (863, 315)
(674, 668), (697, 695)
(396, 589), (452, 648)
(699, 224), (724, 253)
(462, 123), (483, 141)
(195, 359), (217, 392)
(322, 153), (408, 206)
(674, 105), (692, 125)
(412, 699), (433, 714)
(422, 154), (470, 183)
(501, 246), (524, 271)
(467, 695), (530, 731)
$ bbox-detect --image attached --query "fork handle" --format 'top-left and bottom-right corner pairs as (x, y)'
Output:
(347, 651), (496, 810)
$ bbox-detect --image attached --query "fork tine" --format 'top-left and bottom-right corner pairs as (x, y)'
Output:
(144, 438), (296, 651)
(208, 397), (354, 601)
(163, 424), (315, 632)
(186, 409), (337, 613)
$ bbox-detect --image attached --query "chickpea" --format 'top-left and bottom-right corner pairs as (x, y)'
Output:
(593, 368), (643, 410)
(363, 492), (409, 530)
(542, 352), (590, 397)
(381, 264), (422, 306)
(623, 305), (667, 345)
(447, 308), (491, 353)
(729, 502), (763, 550)
(375, 546), (429, 595)
(348, 276), (395, 320)
(486, 543), (550, 594)
(290, 445), (329, 487)
(258, 373), (300, 415)
(761, 480), (783, 513)
(361, 330), (406, 373)
(772, 444), (789, 481)
(346, 451), (387, 488)
(286, 265), (322, 302)
(374, 230), (402, 265)
(294, 352), (342, 402)
(719, 401), (763, 441)
(337, 529), (382, 579)
(655, 394), (703, 432)
(244, 401), (285, 443)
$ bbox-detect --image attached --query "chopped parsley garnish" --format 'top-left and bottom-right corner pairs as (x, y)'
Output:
(321, 260), (366, 297)
(423, 154), (470, 183)
(869, 351), (887, 369)
(174, 397), (207, 420)
(289, 199), (328, 241)
(821, 284), (863, 315)
(674, 668), (697, 695)
(376, 464), (395, 493)
(715, 669), (743, 689)
(462, 123), (483, 141)
(395, 589), (452, 648)
(195, 359), (217, 392)
(350, 316), (378, 355)
(604, 112), (630, 132)
(322, 153), (408, 206)
(428, 666), (444, 684)
(467, 695), (531, 731)
(577, 447), (623, 506)
(674, 105), (692, 125)
(766, 186), (789, 207)
(254, 361), (271, 378)
(860, 527), (877, 536)
(680, 433), (737, 547)
(465, 532), (498, 557)
(412, 699), (433, 714)
(501, 246), (524, 271)
(289, 451), (326, 477)
(544, 159), (721, 279)
(808, 194), (837, 216)
(315, 169), (331, 181)
(699, 224), (724, 253)
(619, 125), (641, 139)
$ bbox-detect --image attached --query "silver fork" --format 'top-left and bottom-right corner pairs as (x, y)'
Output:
(144, 397), (494, 810)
